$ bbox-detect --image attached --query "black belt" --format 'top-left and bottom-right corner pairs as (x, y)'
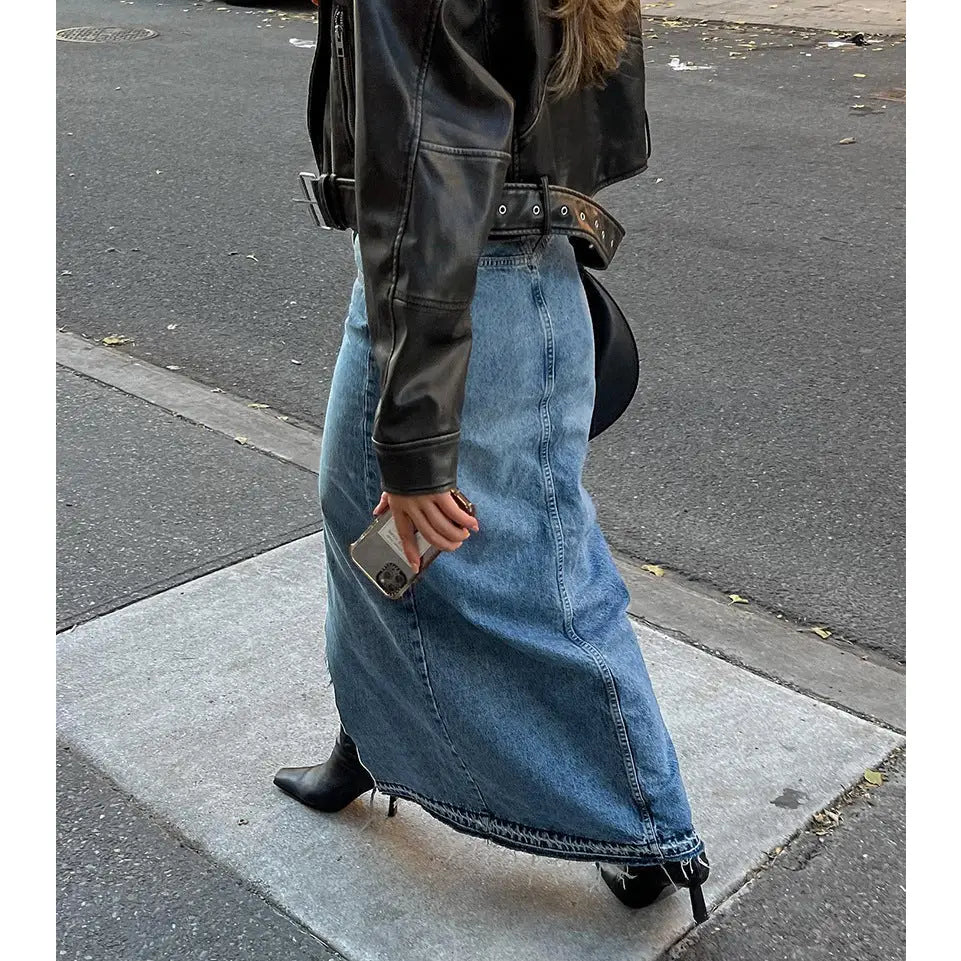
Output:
(296, 172), (625, 269)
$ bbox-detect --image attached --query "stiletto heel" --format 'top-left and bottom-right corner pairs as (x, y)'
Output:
(387, 795), (398, 817)
(689, 881), (708, 924)
(597, 850), (711, 923)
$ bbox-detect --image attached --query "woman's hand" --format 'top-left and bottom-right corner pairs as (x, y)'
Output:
(373, 490), (480, 572)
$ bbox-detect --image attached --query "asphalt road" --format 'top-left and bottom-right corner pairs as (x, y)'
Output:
(57, 0), (905, 659)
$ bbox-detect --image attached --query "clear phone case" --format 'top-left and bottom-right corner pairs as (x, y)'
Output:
(349, 489), (476, 600)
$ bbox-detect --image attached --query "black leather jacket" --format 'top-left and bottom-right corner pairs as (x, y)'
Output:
(306, 0), (650, 495)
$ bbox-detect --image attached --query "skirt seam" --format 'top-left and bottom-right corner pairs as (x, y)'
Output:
(360, 315), (490, 816)
(529, 258), (665, 859)
(407, 589), (492, 815)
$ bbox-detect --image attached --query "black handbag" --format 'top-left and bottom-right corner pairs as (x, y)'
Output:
(579, 266), (639, 439)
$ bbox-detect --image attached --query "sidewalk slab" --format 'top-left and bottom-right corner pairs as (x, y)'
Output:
(57, 534), (902, 961)
(57, 742), (345, 961)
(642, 0), (906, 34)
(56, 367), (321, 629)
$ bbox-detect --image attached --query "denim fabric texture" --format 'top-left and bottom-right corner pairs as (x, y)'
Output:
(318, 231), (704, 865)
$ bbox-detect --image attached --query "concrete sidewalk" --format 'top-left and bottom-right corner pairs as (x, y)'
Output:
(642, 0), (906, 34)
(56, 340), (905, 961)
(57, 535), (901, 961)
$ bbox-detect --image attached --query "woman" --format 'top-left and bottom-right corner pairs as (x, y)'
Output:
(275, 0), (710, 922)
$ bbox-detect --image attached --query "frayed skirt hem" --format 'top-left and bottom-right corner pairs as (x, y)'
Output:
(374, 779), (705, 867)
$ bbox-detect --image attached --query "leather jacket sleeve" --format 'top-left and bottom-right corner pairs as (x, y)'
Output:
(353, 0), (515, 495)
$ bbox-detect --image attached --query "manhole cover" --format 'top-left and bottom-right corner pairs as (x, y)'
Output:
(56, 26), (158, 43)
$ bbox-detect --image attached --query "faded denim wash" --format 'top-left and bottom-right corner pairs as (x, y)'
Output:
(318, 230), (704, 865)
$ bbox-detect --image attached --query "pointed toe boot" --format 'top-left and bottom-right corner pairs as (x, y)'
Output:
(597, 851), (711, 923)
(273, 723), (375, 813)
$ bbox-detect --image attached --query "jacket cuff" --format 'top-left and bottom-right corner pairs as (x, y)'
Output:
(372, 433), (460, 495)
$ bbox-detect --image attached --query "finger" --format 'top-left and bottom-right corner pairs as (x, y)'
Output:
(437, 492), (479, 531)
(421, 501), (472, 544)
(372, 492), (390, 516)
(407, 504), (466, 553)
(392, 509), (423, 571)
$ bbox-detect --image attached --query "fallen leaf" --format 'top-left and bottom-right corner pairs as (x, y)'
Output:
(853, 72), (866, 78)
(864, 769), (884, 786)
(838, 137), (857, 145)
(641, 564), (666, 577)
(101, 335), (132, 346)
(809, 626), (832, 639)
(247, 402), (271, 409)
(210, 387), (225, 393)
(276, 415), (290, 421)
(166, 323), (178, 330)
(813, 809), (842, 826)
(290, 359), (303, 365)
(235, 436), (249, 445)
(245, 254), (259, 262)
(165, 365), (182, 371)
(728, 594), (749, 604)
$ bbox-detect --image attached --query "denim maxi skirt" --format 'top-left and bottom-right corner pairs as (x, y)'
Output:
(318, 231), (704, 866)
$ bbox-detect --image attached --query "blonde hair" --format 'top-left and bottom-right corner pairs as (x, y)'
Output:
(546, 0), (643, 100)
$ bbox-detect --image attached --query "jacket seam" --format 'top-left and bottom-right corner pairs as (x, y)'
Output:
(517, 82), (547, 146)
(481, 0), (492, 69)
(372, 431), (460, 452)
(517, 8), (547, 145)
(394, 292), (471, 311)
(384, 0), (444, 389)
(419, 139), (511, 161)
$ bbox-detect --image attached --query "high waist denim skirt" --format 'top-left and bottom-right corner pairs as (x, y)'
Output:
(318, 231), (703, 865)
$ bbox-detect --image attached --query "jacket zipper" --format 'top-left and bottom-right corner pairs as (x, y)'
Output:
(333, 5), (356, 153)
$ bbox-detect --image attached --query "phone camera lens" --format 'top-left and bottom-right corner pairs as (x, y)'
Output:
(376, 563), (408, 594)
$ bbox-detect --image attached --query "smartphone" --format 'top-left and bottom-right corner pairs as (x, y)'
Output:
(349, 488), (476, 600)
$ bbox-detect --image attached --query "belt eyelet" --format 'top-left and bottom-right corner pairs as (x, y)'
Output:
(532, 204), (540, 216)
(498, 204), (508, 215)
(579, 211), (586, 221)
(560, 205), (568, 216)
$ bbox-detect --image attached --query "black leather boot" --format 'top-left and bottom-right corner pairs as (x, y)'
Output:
(273, 723), (379, 813)
(597, 851), (711, 923)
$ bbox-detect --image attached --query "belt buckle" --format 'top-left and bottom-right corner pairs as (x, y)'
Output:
(295, 171), (332, 230)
